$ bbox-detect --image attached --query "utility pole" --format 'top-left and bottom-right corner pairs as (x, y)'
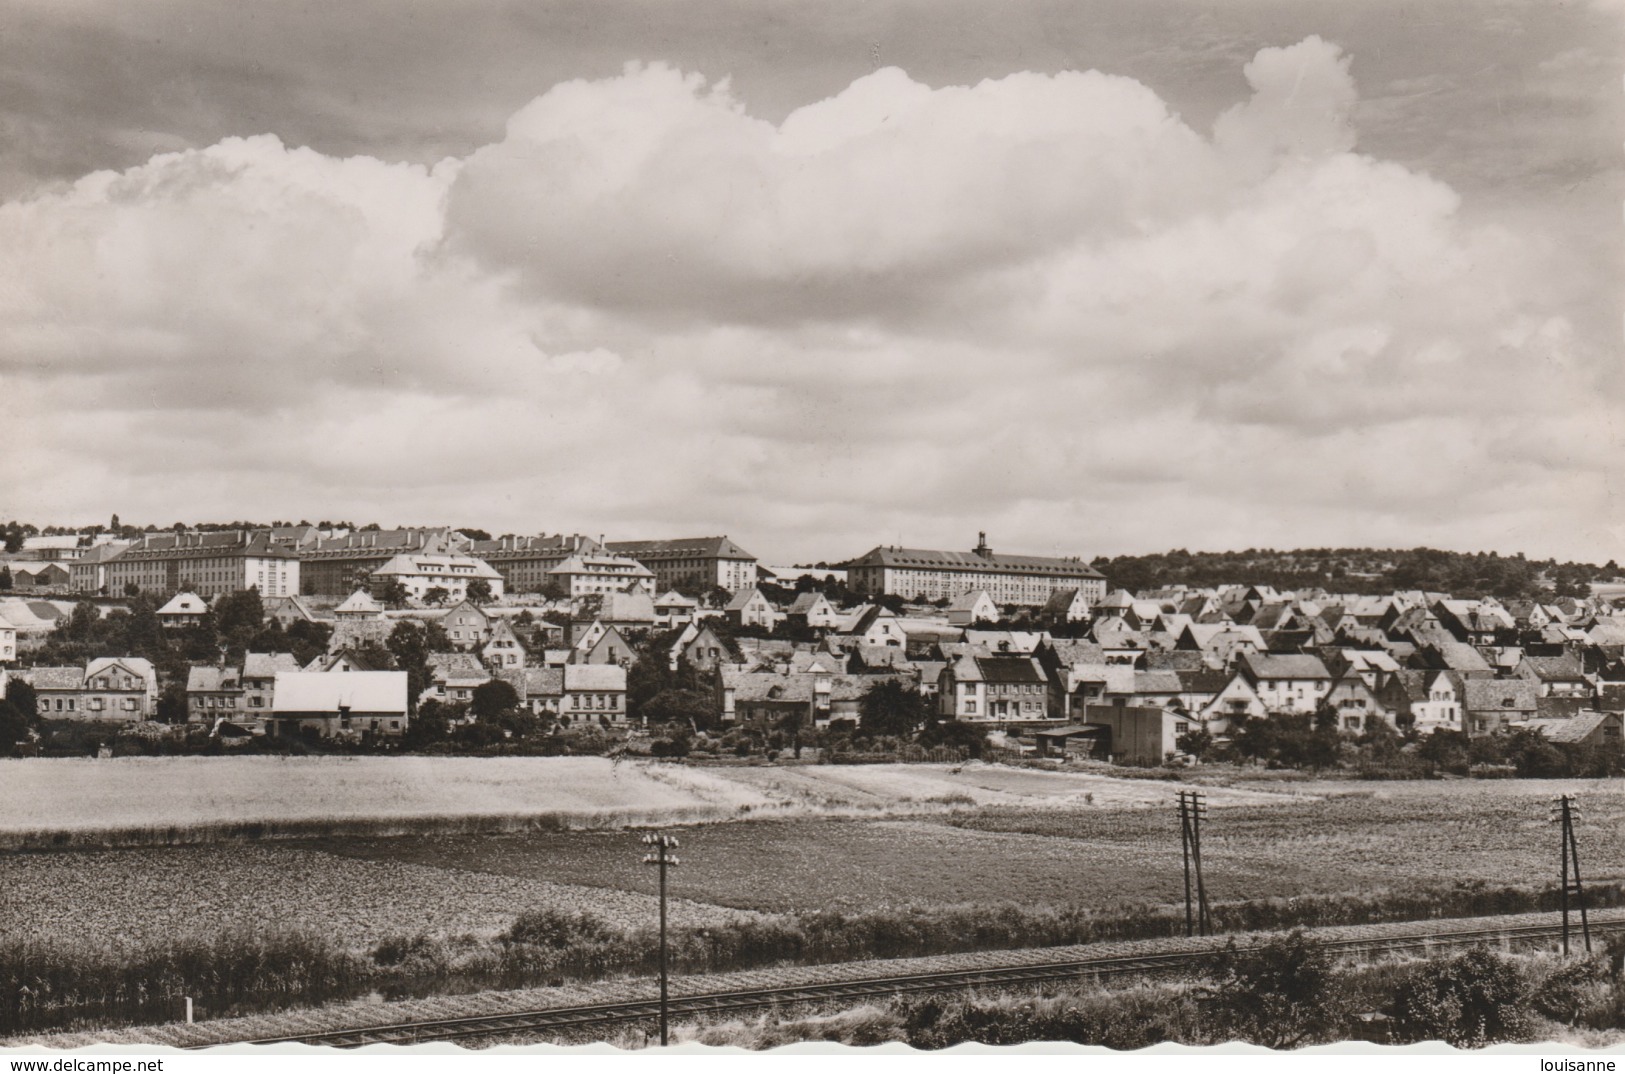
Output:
(1550, 795), (1591, 955)
(1177, 790), (1211, 937)
(641, 831), (681, 1045)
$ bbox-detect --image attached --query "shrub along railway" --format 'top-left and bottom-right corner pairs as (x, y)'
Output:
(207, 912), (1625, 1048)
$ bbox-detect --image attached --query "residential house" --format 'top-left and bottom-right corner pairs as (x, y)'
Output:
(269, 671), (409, 740)
(1515, 654), (1595, 699)
(670, 622), (737, 673)
(653, 590), (700, 628)
(1041, 587), (1092, 624)
(598, 590), (658, 634)
(187, 663), (243, 723)
(1513, 710), (1623, 751)
(946, 590), (1000, 628)
(441, 601), (492, 649)
(482, 618), (528, 671)
(561, 664), (628, 725)
(510, 667), (565, 717)
(784, 591), (840, 630)
(577, 624), (636, 668)
(938, 652), (1052, 722)
(242, 652), (301, 720)
(1322, 674), (1389, 732)
(156, 591), (210, 629)
(0, 616), (14, 663)
(263, 595), (321, 629)
(1379, 669), (1463, 733)
(424, 652), (489, 706)
(1461, 678), (1539, 736)
(14, 658), (158, 720)
(1232, 652), (1335, 714)
(716, 666), (877, 729)
(725, 588), (779, 631)
(1433, 600), (1515, 645)
(839, 605), (906, 648)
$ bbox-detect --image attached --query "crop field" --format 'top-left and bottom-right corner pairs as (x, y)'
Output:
(0, 756), (1288, 848)
(313, 777), (1625, 913)
(0, 843), (755, 955)
(4, 767), (1621, 984)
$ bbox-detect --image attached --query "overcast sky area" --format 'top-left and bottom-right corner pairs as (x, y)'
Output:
(0, 0), (1620, 565)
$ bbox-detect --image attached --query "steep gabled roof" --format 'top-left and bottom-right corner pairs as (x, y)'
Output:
(1239, 652), (1333, 681)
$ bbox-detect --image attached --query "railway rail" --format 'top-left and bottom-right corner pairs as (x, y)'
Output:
(219, 915), (1625, 1048)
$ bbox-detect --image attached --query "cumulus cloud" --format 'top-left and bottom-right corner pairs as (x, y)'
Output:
(0, 37), (1618, 563)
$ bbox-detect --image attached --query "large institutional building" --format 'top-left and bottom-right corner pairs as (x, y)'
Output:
(296, 528), (473, 596)
(604, 536), (758, 595)
(471, 534), (606, 594)
(844, 533), (1107, 607)
(103, 531), (300, 598)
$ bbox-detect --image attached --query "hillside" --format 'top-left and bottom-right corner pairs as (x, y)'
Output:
(1089, 547), (1618, 600)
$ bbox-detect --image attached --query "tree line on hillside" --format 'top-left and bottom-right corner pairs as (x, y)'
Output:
(1090, 547), (1617, 600)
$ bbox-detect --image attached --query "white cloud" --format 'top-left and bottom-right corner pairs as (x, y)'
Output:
(1, 38), (1619, 564)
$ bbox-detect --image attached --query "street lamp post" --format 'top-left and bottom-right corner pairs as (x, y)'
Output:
(641, 832), (681, 1045)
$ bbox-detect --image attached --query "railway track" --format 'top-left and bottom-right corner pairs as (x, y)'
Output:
(219, 915), (1625, 1048)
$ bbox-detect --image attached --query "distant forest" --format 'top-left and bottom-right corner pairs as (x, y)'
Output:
(1089, 548), (1620, 600)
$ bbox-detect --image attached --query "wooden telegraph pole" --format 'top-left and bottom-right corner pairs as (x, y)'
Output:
(1176, 790), (1211, 936)
(641, 832), (681, 1045)
(1551, 795), (1591, 955)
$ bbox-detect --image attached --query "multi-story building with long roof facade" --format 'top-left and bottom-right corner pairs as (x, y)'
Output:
(471, 534), (606, 594)
(603, 536), (758, 595)
(844, 533), (1107, 607)
(296, 527), (474, 596)
(102, 531), (300, 597)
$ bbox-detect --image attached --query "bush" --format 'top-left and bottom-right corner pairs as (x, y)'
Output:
(1196, 930), (1346, 1047)
(1389, 948), (1537, 1046)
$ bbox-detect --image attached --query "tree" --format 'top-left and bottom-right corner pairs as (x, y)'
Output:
(5, 680), (37, 725)
(0, 698), (31, 750)
(466, 579), (494, 604)
(1198, 931), (1346, 1048)
(1389, 948), (1535, 1046)
(642, 687), (716, 733)
(916, 716), (986, 757)
(470, 678), (521, 721)
(1176, 726), (1214, 760)
(214, 584), (264, 636)
(370, 576), (410, 609)
(156, 684), (188, 724)
(0, 565), (10, 590)
(423, 586), (450, 607)
(458, 528), (492, 541)
(859, 679), (929, 737)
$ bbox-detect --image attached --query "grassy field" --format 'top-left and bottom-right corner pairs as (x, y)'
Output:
(309, 777), (1625, 912)
(0, 756), (1288, 848)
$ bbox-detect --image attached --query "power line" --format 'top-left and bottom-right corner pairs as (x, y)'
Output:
(1549, 795), (1590, 956)
(641, 831), (681, 1045)
(1176, 790), (1211, 937)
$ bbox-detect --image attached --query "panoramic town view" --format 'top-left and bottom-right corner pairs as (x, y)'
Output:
(1, 523), (1624, 1049)
(1, 0), (1622, 1058)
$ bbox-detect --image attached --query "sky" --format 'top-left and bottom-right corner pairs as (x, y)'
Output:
(0, 0), (1620, 566)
